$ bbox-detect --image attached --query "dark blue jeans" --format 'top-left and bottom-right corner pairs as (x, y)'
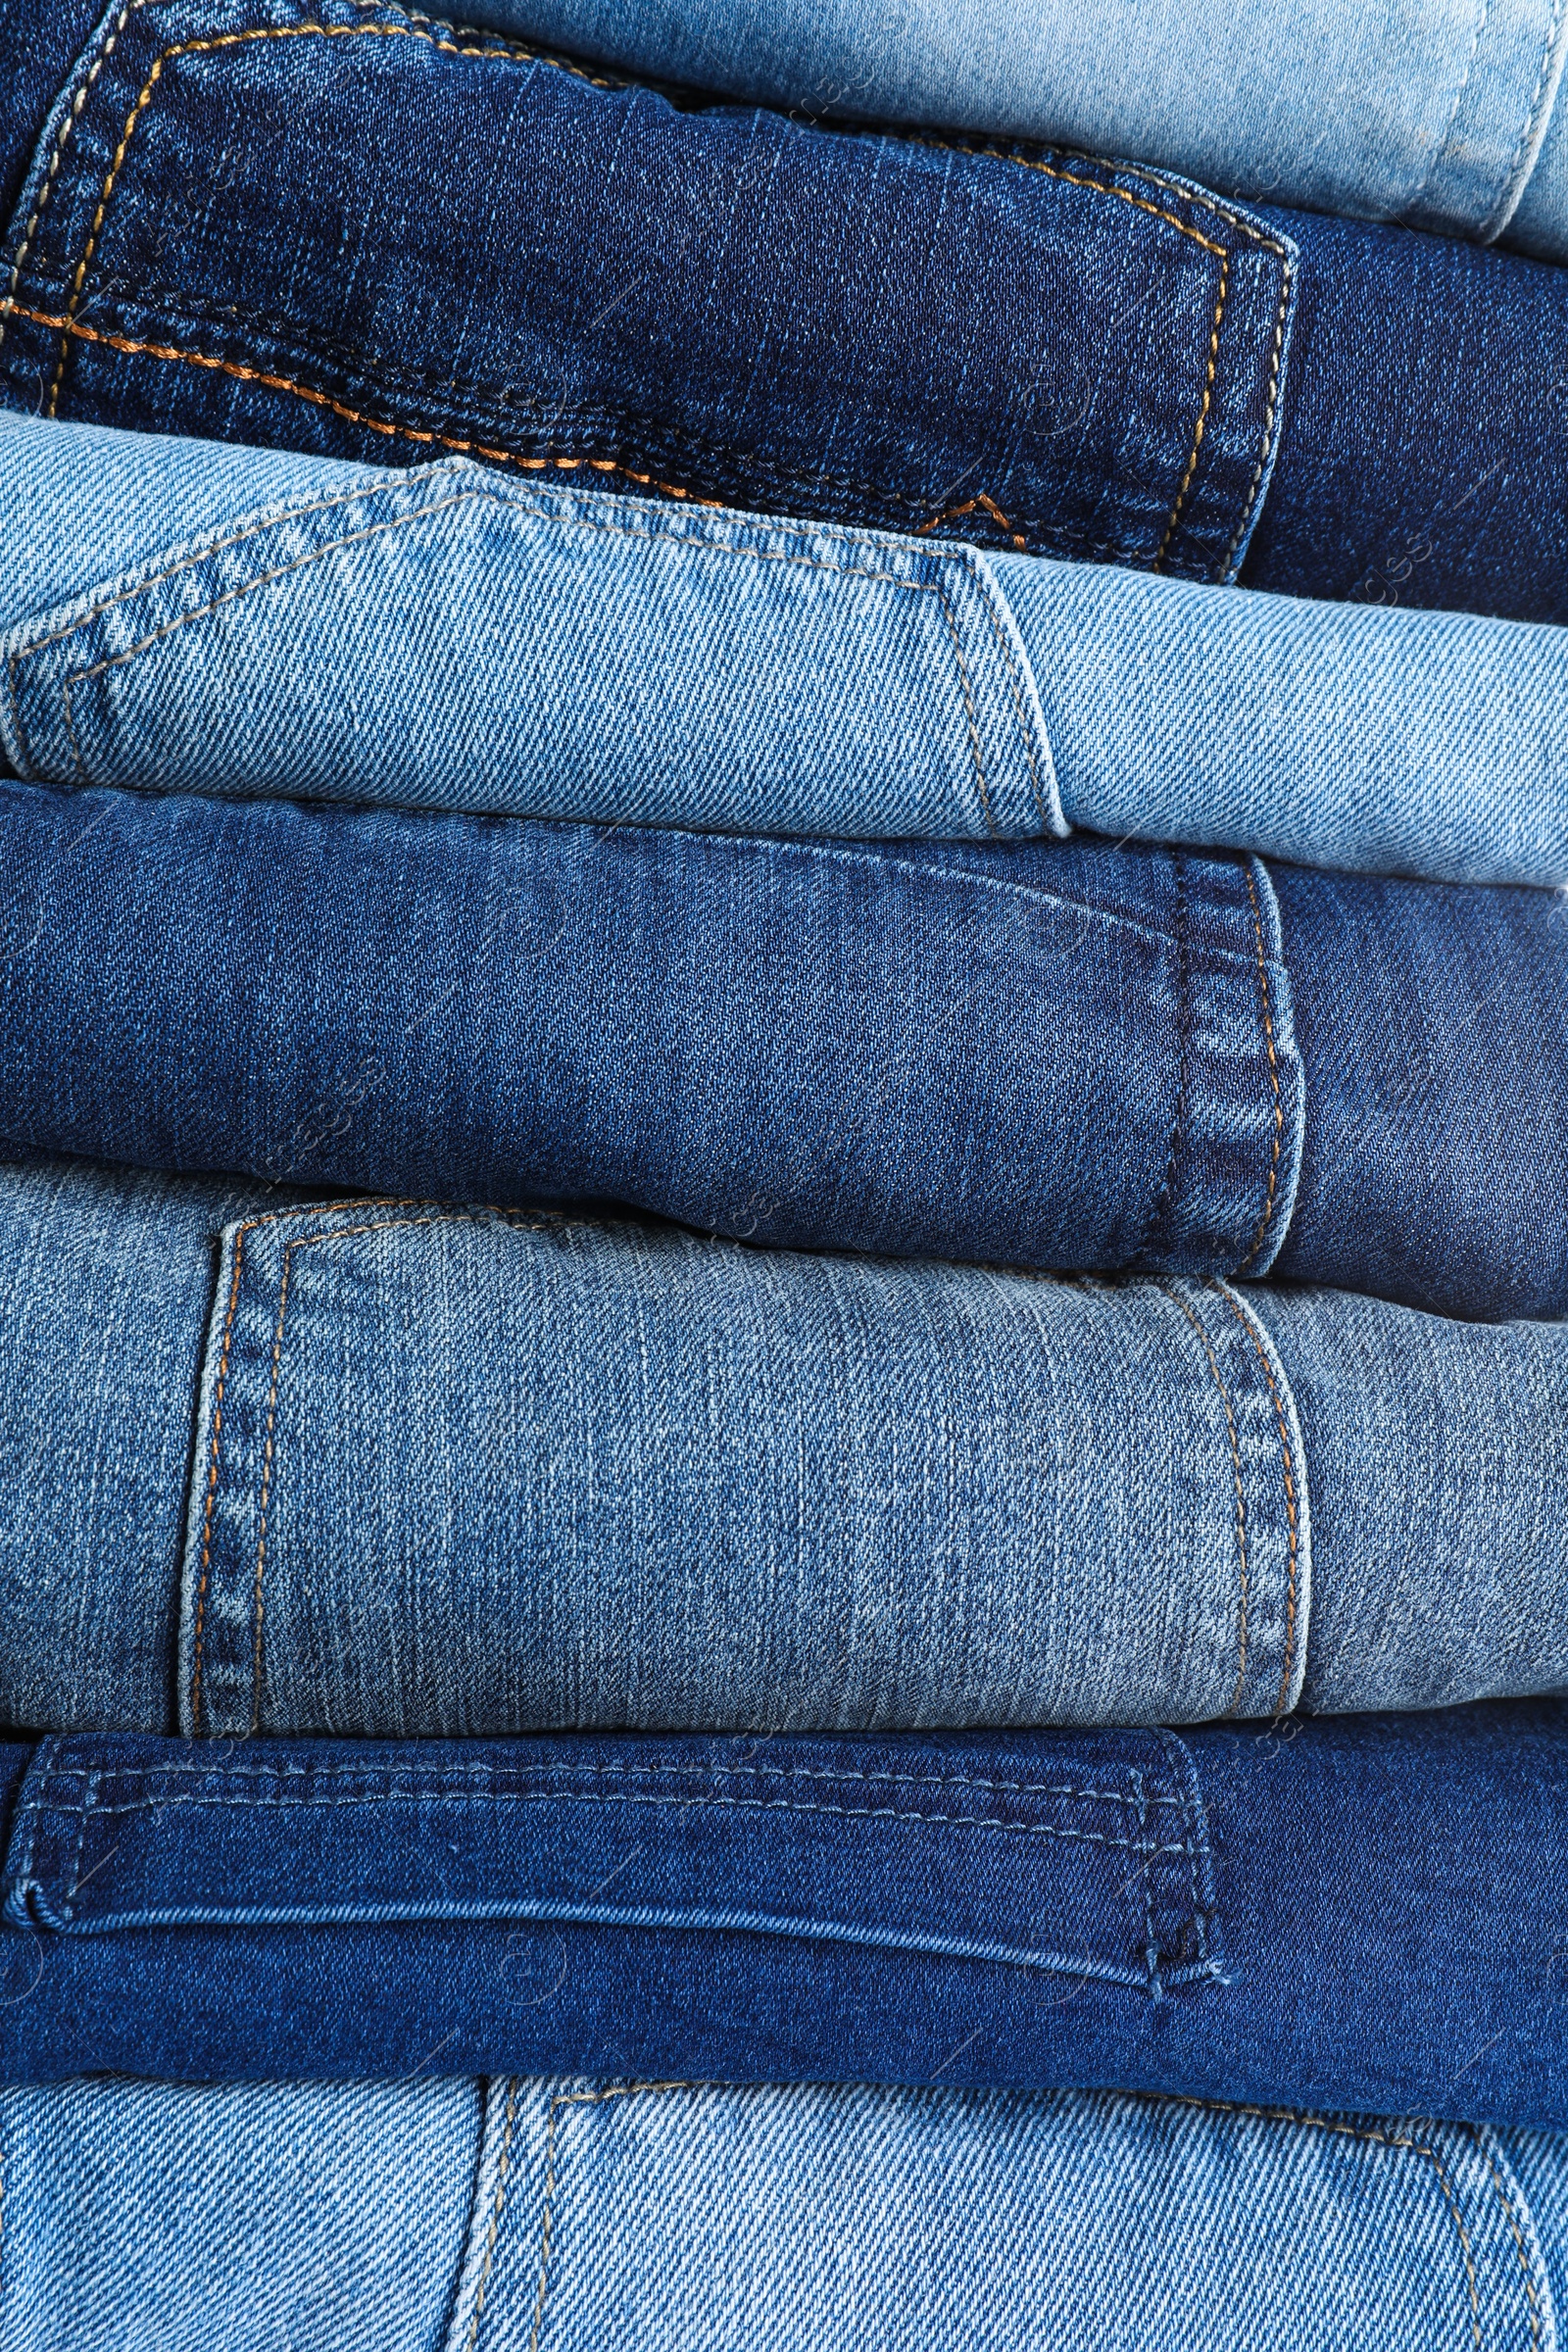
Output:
(3, 0), (1568, 620)
(0, 1703), (1560, 2126)
(1, 779), (1564, 1323)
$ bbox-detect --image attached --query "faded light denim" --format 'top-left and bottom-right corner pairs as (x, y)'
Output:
(1, 2073), (1562, 2352)
(1, 1155), (1564, 1740)
(6, 414), (1568, 884)
(483, 0), (1568, 262)
(10, 3), (1568, 622)
(3, 781), (1567, 1324)
(0, 1704), (1561, 2121)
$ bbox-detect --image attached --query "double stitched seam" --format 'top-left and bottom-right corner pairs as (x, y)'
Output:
(1165, 2098), (1485, 2352)
(1494, 0), (1568, 229)
(1463, 2129), (1545, 2350)
(39, 1759), (1186, 1802)
(53, 487), (482, 778)
(1152, 255), (1229, 569)
(5, 472), (462, 769)
(1093, 158), (1293, 576)
(1232, 861), (1285, 1273)
(61, 1767), (99, 1913)
(39, 1788), (1198, 1849)
(906, 138), (1238, 566)
(1205, 1283), (1299, 1715)
(3, 295), (734, 507)
(524, 2083), (690, 2352)
(1405, 0), (1492, 220)
(17, 430), (1002, 824)
(463, 2077), (519, 2352)
(1153, 1281), (1250, 1713)
(187, 1196), (421, 1734)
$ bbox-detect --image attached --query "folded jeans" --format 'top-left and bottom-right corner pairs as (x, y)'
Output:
(0, 1705), (1561, 2123)
(1, 2071), (1562, 2352)
(7, 0), (1568, 622)
(6, 414), (1568, 884)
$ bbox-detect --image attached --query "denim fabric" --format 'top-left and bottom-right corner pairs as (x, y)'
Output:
(1, 1155), (1566, 1740)
(7, 415), (1568, 884)
(0, 1705), (1560, 2122)
(0, 2074), (483, 2352)
(482, 0), (1568, 260)
(1, 2077), (1560, 2352)
(9, 8), (1568, 624)
(4, 780), (1568, 1322)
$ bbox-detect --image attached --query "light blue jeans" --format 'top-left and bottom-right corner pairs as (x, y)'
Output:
(1, 2074), (1562, 2351)
(2, 1154), (1564, 1739)
(486, 0), (1568, 262)
(5, 412), (1568, 886)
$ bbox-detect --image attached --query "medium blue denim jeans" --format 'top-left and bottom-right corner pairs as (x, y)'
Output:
(1, 1155), (1565, 1739)
(479, 0), (1568, 263)
(7, 1), (1568, 623)
(3, 782), (1566, 1324)
(0, 1704), (1560, 2122)
(7, 414), (1568, 885)
(2, 2073), (1562, 2351)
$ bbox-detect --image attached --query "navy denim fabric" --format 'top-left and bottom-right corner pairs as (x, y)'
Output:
(0, 1704), (1559, 2126)
(4, 0), (1568, 619)
(2, 780), (1565, 1322)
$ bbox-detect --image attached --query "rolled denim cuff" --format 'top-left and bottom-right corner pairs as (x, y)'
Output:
(3, 2073), (1560, 2352)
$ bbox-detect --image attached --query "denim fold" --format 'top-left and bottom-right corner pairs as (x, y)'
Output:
(8, 2), (1568, 621)
(1, 2073), (1561, 2352)
(1, 1154), (1564, 1739)
(6, 414), (1568, 883)
(0, 1704), (1560, 2123)
(471, 0), (1568, 261)
(3, 781), (1566, 1321)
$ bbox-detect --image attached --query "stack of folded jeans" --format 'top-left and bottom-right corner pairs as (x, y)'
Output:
(0, 1), (1565, 2343)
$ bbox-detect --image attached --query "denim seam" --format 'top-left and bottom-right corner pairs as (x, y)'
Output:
(30, 1793), (1199, 1848)
(5, 280), (1150, 556)
(1152, 257), (1229, 570)
(187, 1195), (428, 1733)
(38, 1761), (1187, 1803)
(464, 2077), (519, 2352)
(16, 14), (1272, 574)
(1231, 860), (1286, 1275)
(1485, 0), (1568, 236)
(1164, 2098), (1485, 2347)
(1094, 158), (1294, 580)
(1205, 1281), (1301, 1715)
(1152, 1279), (1250, 1714)
(522, 2083), (691, 2352)
(1405, 0), (1493, 221)
(1153, 1729), (1222, 1975)
(30, 470), (1014, 831)
(1466, 2129), (1546, 2350)
(4, 295), (735, 511)
(191, 1202), (554, 1732)
(6, 466), (469, 686)
(50, 487), (485, 778)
